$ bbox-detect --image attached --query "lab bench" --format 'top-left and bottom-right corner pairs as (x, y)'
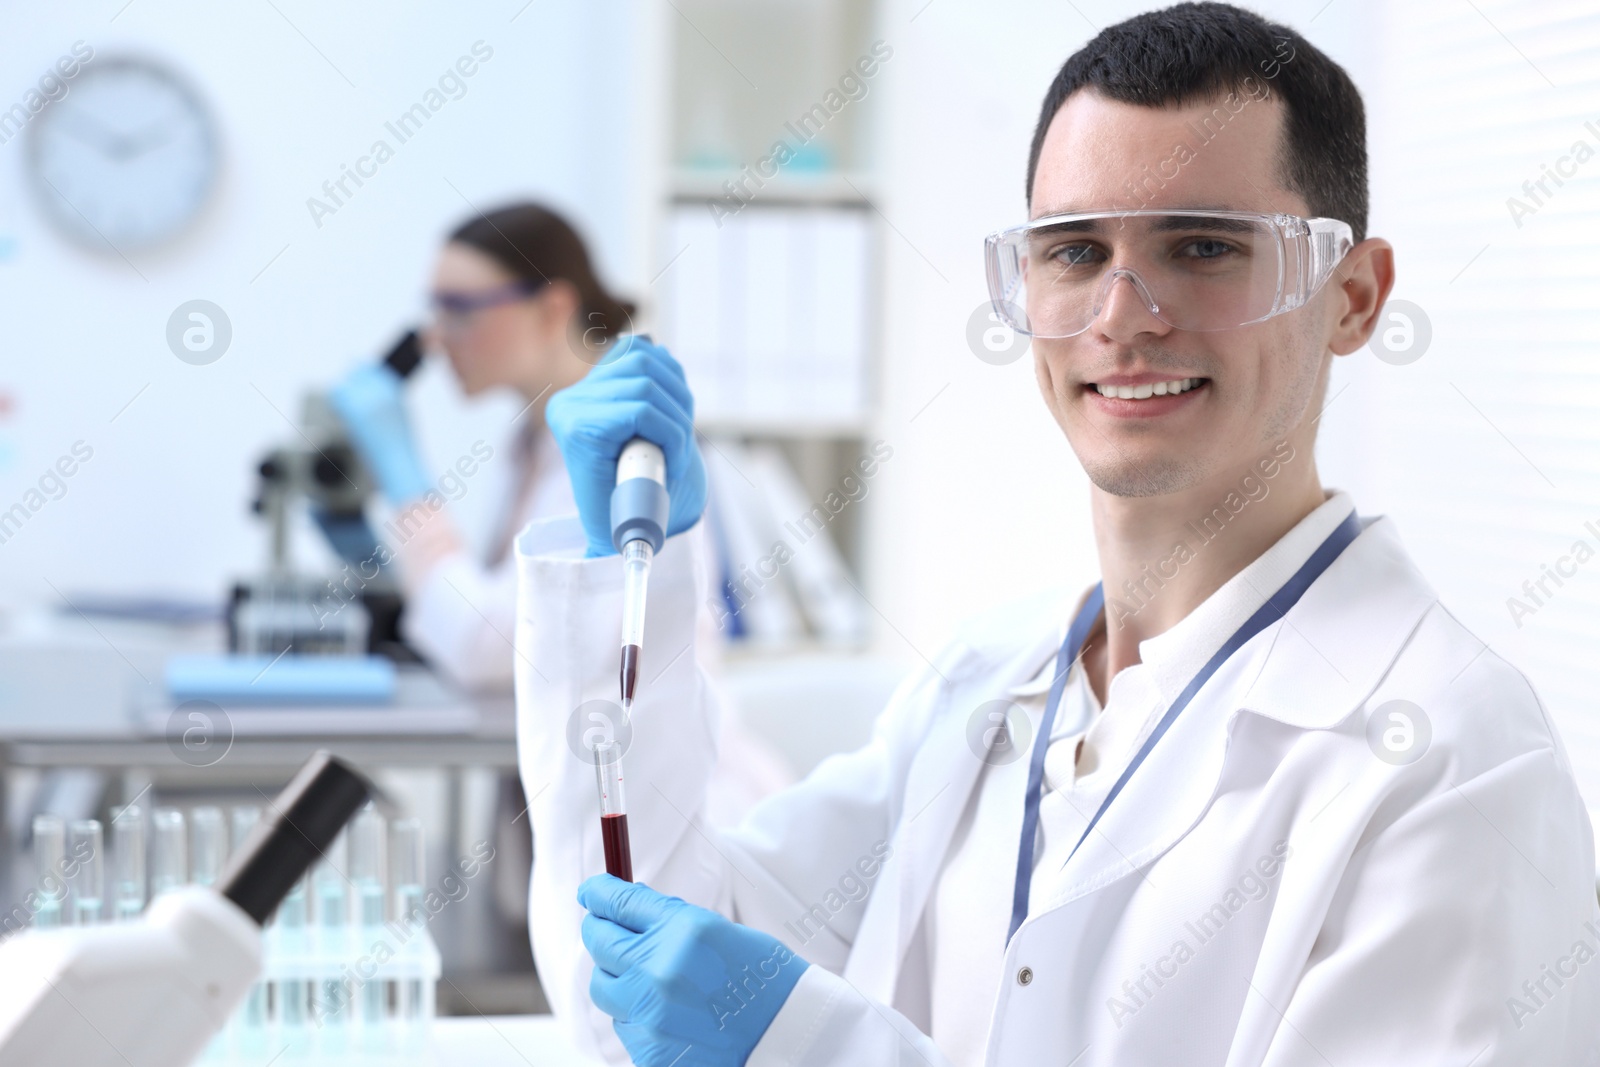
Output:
(0, 629), (545, 1017)
(433, 1014), (598, 1065)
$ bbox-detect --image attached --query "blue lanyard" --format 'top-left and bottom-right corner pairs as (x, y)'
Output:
(1006, 508), (1363, 946)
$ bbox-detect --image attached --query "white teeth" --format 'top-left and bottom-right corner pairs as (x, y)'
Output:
(1095, 377), (1202, 399)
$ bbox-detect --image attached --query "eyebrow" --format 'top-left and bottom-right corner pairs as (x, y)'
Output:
(1026, 213), (1262, 237)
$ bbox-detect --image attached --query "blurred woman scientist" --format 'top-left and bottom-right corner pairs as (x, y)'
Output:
(330, 202), (644, 688)
(331, 202), (789, 816)
(511, 5), (1600, 1066)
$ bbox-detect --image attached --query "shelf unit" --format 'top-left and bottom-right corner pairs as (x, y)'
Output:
(644, 0), (887, 651)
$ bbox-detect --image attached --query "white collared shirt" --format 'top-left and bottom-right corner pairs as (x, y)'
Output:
(918, 488), (1358, 1066)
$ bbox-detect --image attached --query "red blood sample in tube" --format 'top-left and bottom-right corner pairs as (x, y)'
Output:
(601, 813), (633, 882)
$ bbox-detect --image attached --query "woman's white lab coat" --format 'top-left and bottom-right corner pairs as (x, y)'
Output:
(400, 423), (576, 690)
(512, 510), (1600, 1066)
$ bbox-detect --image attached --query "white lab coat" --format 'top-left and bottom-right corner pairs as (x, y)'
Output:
(402, 425), (792, 831)
(400, 423), (578, 690)
(513, 510), (1600, 1066)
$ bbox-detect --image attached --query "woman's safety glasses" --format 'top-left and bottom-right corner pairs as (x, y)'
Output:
(984, 209), (1353, 338)
(429, 278), (547, 332)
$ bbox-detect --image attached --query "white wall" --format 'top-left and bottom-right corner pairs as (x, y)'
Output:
(0, 0), (654, 602)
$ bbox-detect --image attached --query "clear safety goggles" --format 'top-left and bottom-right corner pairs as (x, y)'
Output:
(428, 278), (547, 333)
(984, 209), (1354, 337)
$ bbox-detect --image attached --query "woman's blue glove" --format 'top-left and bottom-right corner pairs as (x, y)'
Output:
(326, 364), (433, 504)
(545, 336), (707, 558)
(579, 874), (808, 1066)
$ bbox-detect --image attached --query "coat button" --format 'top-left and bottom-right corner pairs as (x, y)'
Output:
(1017, 966), (1033, 986)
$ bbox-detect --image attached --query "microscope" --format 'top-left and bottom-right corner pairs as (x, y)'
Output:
(0, 752), (371, 1067)
(227, 330), (424, 661)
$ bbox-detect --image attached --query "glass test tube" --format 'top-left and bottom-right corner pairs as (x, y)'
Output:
(390, 818), (424, 923)
(67, 819), (105, 926)
(230, 806), (268, 1048)
(111, 805), (146, 921)
(314, 831), (350, 1039)
(315, 829), (349, 928)
(190, 806), (226, 887)
(276, 872), (310, 1038)
(391, 818), (426, 1024)
(150, 808), (188, 898)
(350, 806), (388, 1029)
(32, 814), (66, 929)
(350, 807), (386, 927)
(595, 739), (633, 882)
(230, 806), (261, 859)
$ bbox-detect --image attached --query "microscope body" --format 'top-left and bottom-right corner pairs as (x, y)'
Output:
(0, 753), (369, 1067)
(0, 888), (260, 1067)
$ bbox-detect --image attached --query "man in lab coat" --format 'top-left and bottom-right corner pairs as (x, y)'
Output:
(513, 3), (1600, 1064)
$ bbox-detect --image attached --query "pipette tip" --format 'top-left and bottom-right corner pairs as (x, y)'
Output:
(620, 643), (640, 707)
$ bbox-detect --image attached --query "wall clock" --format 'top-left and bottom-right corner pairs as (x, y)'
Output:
(27, 56), (219, 251)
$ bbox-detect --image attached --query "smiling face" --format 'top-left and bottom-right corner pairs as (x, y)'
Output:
(1028, 86), (1337, 498)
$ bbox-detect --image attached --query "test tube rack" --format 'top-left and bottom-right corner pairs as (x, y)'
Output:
(203, 914), (441, 1064)
(28, 802), (443, 1064)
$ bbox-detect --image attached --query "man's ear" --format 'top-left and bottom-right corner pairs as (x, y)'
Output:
(1327, 237), (1396, 356)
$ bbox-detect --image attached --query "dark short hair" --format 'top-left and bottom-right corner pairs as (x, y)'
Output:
(1025, 2), (1368, 242)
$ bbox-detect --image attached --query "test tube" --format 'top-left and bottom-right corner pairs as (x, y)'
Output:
(67, 819), (105, 926)
(595, 740), (633, 882)
(32, 814), (66, 929)
(110, 805), (146, 921)
(350, 806), (388, 1029)
(315, 829), (350, 929)
(190, 806), (226, 887)
(150, 808), (188, 898)
(230, 806), (268, 1052)
(275, 872), (310, 1037)
(314, 831), (351, 1039)
(350, 806), (386, 927)
(390, 818), (427, 1031)
(390, 818), (425, 926)
(230, 806), (261, 860)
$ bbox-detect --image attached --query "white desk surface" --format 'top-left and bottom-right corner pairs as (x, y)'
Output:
(433, 1014), (604, 1066)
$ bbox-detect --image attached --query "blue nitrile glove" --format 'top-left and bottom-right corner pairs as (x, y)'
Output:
(327, 363), (433, 504)
(579, 874), (808, 1066)
(545, 335), (707, 558)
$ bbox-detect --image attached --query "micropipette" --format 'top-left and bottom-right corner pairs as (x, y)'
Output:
(601, 427), (668, 885)
(592, 334), (674, 883)
(612, 435), (669, 717)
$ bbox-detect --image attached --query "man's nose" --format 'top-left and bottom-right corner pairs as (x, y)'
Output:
(1090, 268), (1170, 343)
